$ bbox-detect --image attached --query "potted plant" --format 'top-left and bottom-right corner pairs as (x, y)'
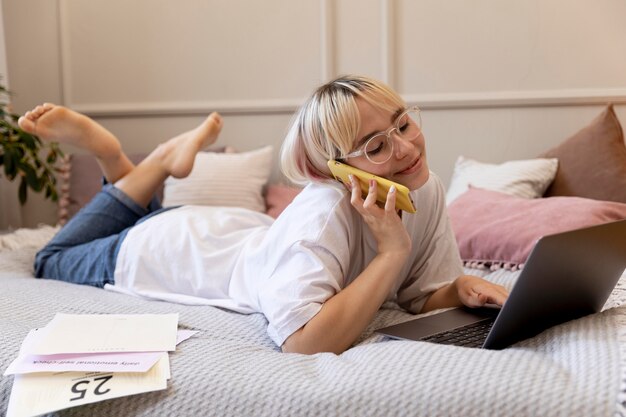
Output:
(0, 82), (63, 204)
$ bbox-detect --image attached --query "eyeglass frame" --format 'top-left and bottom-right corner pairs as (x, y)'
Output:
(342, 105), (422, 165)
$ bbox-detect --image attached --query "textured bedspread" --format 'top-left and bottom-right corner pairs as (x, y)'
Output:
(1, 226), (626, 416)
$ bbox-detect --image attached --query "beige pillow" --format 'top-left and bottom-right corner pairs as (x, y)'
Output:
(56, 147), (230, 225)
(163, 146), (273, 212)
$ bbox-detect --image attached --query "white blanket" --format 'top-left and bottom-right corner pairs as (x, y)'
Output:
(1, 226), (626, 416)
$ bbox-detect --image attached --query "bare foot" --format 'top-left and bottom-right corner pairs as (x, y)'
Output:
(150, 112), (223, 178)
(111, 113), (223, 207)
(18, 104), (122, 159)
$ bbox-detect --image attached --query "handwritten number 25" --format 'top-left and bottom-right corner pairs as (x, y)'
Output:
(70, 375), (113, 401)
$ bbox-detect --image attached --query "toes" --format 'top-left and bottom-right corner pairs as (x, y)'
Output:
(36, 103), (55, 118)
(32, 105), (46, 118)
(17, 116), (36, 134)
(23, 103), (56, 123)
(207, 112), (223, 130)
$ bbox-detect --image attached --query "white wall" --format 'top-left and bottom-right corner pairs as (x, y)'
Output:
(2, 0), (626, 228)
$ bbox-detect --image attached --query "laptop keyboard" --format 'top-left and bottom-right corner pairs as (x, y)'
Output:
(420, 319), (495, 348)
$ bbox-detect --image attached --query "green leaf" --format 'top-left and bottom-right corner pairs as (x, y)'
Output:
(21, 163), (43, 191)
(18, 130), (37, 149)
(13, 145), (25, 160)
(3, 147), (16, 178)
(18, 177), (27, 205)
(46, 149), (57, 164)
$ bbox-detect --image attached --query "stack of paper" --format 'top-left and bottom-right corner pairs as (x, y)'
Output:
(4, 313), (197, 417)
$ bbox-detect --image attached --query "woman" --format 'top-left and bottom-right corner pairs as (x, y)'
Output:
(20, 75), (507, 355)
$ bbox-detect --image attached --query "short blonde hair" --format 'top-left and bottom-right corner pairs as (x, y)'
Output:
(280, 75), (406, 185)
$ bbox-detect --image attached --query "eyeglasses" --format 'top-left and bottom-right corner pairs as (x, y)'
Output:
(343, 106), (422, 164)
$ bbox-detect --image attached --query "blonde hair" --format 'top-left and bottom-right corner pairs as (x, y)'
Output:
(280, 75), (406, 185)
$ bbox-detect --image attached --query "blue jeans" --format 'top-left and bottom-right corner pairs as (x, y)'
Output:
(34, 184), (170, 287)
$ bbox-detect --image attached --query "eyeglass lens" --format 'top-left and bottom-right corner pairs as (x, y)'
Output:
(364, 110), (421, 163)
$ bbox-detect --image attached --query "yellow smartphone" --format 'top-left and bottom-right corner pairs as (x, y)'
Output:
(327, 160), (416, 213)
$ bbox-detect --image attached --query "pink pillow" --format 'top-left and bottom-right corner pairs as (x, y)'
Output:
(264, 184), (302, 218)
(448, 188), (626, 269)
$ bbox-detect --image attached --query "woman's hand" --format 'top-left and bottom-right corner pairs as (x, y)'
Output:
(348, 175), (411, 257)
(455, 275), (508, 308)
(422, 275), (509, 313)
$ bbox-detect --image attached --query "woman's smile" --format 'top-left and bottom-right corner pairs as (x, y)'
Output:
(395, 153), (422, 176)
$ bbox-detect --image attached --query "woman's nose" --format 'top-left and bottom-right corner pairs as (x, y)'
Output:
(392, 132), (413, 158)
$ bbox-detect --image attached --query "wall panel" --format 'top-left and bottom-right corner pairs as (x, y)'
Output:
(60, 0), (324, 113)
(335, 0), (382, 80)
(2, 0), (626, 228)
(396, 0), (626, 94)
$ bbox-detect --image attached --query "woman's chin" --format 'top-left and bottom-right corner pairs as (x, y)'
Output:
(406, 164), (429, 191)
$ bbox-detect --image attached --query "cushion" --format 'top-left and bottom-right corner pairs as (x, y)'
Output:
(540, 104), (626, 203)
(448, 188), (626, 269)
(445, 156), (558, 204)
(163, 146), (273, 212)
(264, 184), (303, 219)
(57, 147), (230, 225)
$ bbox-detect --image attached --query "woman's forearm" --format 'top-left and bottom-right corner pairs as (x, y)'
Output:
(282, 251), (408, 355)
(420, 280), (463, 313)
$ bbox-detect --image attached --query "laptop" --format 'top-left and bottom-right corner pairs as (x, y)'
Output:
(377, 218), (626, 349)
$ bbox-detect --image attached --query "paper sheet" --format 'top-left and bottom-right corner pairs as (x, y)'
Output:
(4, 329), (163, 375)
(5, 328), (198, 375)
(6, 356), (169, 417)
(29, 313), (179, 355)
(176, 329), (199, 345)
(5, 350), (165, 375)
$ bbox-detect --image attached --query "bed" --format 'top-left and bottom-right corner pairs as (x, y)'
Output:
(1, 104), (626, 416)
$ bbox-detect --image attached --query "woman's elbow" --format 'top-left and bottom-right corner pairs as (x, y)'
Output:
(281, 329), (343, 355)
(281, 330), (316, 354)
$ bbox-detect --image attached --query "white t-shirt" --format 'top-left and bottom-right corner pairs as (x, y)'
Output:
(111, 172), (463, 346)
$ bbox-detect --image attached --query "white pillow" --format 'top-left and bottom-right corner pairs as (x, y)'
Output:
(163, 146), (273, 212)
(446, 156), (559, 205)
